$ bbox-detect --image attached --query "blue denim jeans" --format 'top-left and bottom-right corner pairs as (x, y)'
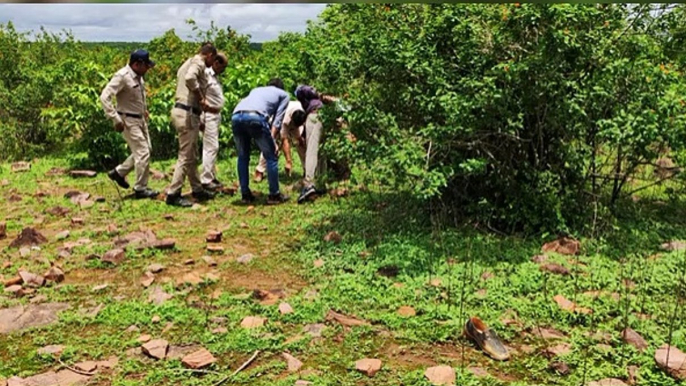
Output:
(231, 112), (280, 196)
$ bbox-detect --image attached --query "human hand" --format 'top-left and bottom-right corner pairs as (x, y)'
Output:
(114, 121), (125, 133)
(285, 160), (292, 176)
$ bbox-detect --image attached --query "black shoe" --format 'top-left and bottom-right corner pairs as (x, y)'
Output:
(166, 193), (193, 207)
(241, 192), (256, 204)
(212, 179), (224, 187)
(202, 181), (222, 191)
(297, 186), (317, 204)
(267, 193), (290, 205)
(192, 189), (216, 201)
(108, 169), (130, 189)
(134, 188), (159, 199)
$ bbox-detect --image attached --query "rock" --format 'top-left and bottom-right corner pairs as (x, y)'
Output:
(237, 253), (254, 264)
(534, 327), (567, 340)
(425, 365), (455, 385)
(544, 343), (572, 357)
(92, 284), (108, 292)
(70, 218), (84, 226)
(553, 295), (576, 312)
(69, 170), (97, 178)
(179, 272), (203, 287)
(540, 263), (570, 275)
(655, 344), (686, 380)
(282, 352), (303, 372)
(0, 303), (70, 334)
(140, 272), (155, 288)
(148, 286), (172, 305)
(74, 361), (98, 373)
(30, 295), (47, 304)
(150, 169), (166, 180)
(46, 206), (70, 217)
(163, 214), (174, 221)
(97, 356), (118, 370)
(295, 381), (312, 386)
(326, 310), (370, 327)
(549, 361), (570, 375)
(102, 249), (125, 265)
(207, 245), (224, 254)
(4, 285), (24, 297)
(212, 327), (228, 334)
(44, 267), (65, 283)
(202, 256), (217, 266)
(355, 358), (382, 377)
(588, 379), (629, 386)
(303, 323), (326, 337)
(240, 316), (266, 329)
(0, 222), (5, 239)
(397, 306), (416, 317)
(661, 241), (686, 251)
(67, 193), (90, 206)
(7, 370), (91, 386)
(542, 236), (580, 255)
(37, 345), (65, 356)
(167, 344), (203, 361)
(55, 230), (70, 241)
(151, 315), (161, 323)
(182, 348), (217, 369)
(137, 334), (152, 343)
(627, 365), (639, 385)
(141, 339), (169, 360)
(279, 302), (294, 315)
(324, 231), (342, 243)
(149, 239), (176, 250)
(622, 328), (648, 351)
(184, 259), (195, 265)
(206, 231), (222, 243)
(19, 270), (45, 288)
(468, 367), (489, 378)
(125, 325), (139, 333)
(11, 161), (30, 172)
(147, 264), (164, 273)
(9, 227), (48, 248)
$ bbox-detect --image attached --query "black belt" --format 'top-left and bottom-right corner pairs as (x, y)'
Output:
(174, 102), (201, 116)
(117, 111), (143, 119)
(233, 110), (267, 119)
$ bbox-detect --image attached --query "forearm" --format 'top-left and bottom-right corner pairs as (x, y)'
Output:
(282, 138), (292, 163)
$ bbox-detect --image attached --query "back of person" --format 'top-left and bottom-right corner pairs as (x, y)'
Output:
(233, 86), (288, 119)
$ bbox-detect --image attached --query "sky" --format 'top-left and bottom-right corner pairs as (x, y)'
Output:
(0, 3), (329, 42)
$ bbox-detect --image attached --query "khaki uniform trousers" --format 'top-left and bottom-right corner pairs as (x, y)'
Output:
(167, 107), (202, 195)
(200, 112), (221, 185)
(115, 116), (152, 192)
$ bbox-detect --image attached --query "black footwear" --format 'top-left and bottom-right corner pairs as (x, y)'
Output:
(166, 193), (193, 207)
(212, 179), (224, 187)
(241, 191), (256, 204)
(192, 189), (216, 201)
(297, 185), (317, 204)
(134, 188), (159, 199)
(464, 317), (510, 361)
(202, 181), (222, 191)
(267, 192), (290, 205)
(108, 169), (130, 189)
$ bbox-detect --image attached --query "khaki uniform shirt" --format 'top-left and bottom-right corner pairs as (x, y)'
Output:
(280, 100), (305, 138)
(175, 54), (208, 109)
(100, 64), (147, 125)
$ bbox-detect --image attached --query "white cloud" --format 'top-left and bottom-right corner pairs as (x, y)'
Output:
(0, 3), (328, 42)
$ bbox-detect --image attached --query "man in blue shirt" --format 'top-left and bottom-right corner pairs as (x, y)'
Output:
(231, 78), (290, 204)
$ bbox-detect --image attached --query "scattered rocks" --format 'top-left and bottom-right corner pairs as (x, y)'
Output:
(279, 302), (294, 315)
(303, 323), (326, 337)
(622, 328), (648, 352)
(326, 310), (370, 327)
(540, 263), (570, 275)
(240, 316), (266, 329)
(425, 365), (455, 386)
(0, 222), (6, 239)
(627, 365), (639, 385)
(4, 285), (24, 297)
(324, 231), (342, 244)
(151, 315), (161, 323)
(237, 254), (253, 264)
(661, 240), (686, 251)
(141, 339), (169, 360)
(137, 334), (152, 343)
(147, 264), (164, 273)
(7, 369), (91, 386)
(541, 236), (580, 255)
(69, 170), (97, 178)
(46, 206), (70, 217)
(283, 352), (303, 372)
(19, 270), (46, 288)
(148, 286), (173, 305)
(655, 344), (686, 380)
(11, 161), (31, 172)
(182, 348), (217, 369)
(588, 379), (629, 386)
(70, 218), (84, 226)
(313, 259), (324, 268)
(102, 249), (126, 265)
(140, 272), (155, 288)
(9, 227), (48, 248)
(74, 361), (98, 373)
(397, 306), (416, 317)
(543, 343), (572, 358)
(92, 284), (109, 292)
(549, 361), (570, 375)
(0, 303), (70, 334)
(355, 358), (382, 377)
(468, 367), (489, 378)
(202, 256), (217, 266)
(206, 230), (222, 243)
(37, 345), (65, 356)
(44, 267), (65, 283)
(207, 245), (224, 254)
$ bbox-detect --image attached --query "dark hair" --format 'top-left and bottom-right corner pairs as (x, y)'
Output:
(291, 109), (306, 127)
(267, 78), (284, 90)
(199, 42), (217, 56)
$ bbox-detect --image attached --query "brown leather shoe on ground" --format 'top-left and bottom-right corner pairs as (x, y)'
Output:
(464, 316), (510, 361)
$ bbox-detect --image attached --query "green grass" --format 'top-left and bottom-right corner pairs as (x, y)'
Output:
(2, 155), (686, 386)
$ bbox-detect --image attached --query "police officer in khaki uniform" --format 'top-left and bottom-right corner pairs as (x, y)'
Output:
(200, 52), (228, 191)
(166, 42), (218, 207)
(100, 49), (158, 199)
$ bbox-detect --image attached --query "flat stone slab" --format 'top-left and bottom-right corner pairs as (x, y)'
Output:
(0, 303), (70, 334)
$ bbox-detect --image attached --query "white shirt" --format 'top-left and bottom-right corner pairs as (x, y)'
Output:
(280, 101), (305, 137)
(204, 67), (225, 112)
